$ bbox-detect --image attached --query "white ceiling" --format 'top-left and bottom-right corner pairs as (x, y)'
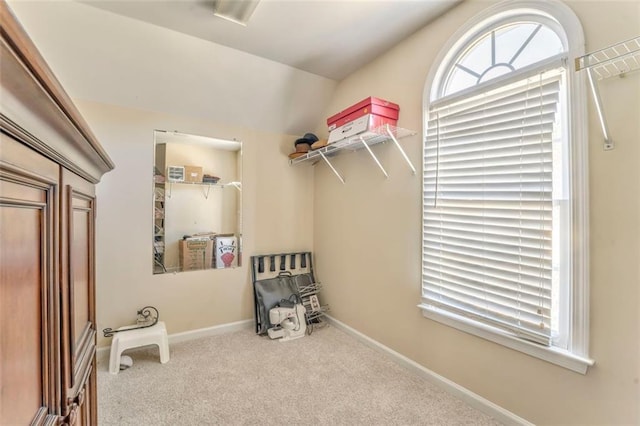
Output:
(80, 0), (461, 81)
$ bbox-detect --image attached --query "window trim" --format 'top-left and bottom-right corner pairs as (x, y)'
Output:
(421, 0), (592, 373)
(418, 304), (594, 374)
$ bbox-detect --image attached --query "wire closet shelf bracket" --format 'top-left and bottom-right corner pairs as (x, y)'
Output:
(575, 36), (640, 151)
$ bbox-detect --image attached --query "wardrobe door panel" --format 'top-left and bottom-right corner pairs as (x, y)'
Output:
(0, 134), (59, 425)
(60, 169), (96, 425)
(72, 200), (91, 345)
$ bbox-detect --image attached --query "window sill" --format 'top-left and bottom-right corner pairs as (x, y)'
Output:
(418, 303), (594, 374)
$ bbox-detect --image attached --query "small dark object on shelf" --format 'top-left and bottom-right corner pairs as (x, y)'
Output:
(295, 132), (319, 145)
(202, 174), (220, 184)
(293, 132), (319, 154)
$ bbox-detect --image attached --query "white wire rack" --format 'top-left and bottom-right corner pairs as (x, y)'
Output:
(575, 36), (640, 150)
(289, 124), (417, 183)
(298, 281), (329, 326)
(575, 36), (640, 79)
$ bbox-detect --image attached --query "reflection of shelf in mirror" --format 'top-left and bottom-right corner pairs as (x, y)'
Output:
(289, 124), (417, 183)
(167, 180), (221, 185)
(154, 186), (165, 202)
(153, 241), (166, 273)
(166, 181), (242, 199)
(154, 207), (164, 219)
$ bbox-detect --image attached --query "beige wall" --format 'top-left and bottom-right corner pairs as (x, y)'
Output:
(77, 100), (314, 347)
(313, 1), (639, 425)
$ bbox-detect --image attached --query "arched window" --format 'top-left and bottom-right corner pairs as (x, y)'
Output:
(421, 1), (592, 373)
(440, 21), (564, 96)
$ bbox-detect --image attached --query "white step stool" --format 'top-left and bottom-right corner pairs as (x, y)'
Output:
(109, 321), (170, 374)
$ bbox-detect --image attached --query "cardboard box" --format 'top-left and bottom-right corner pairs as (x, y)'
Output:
(327, 97), (399, 131)
(214, 235), (238, 269)
(179, 238), (214, 271)
(183, 165), (203, 183)
(327, 114), (397, 144)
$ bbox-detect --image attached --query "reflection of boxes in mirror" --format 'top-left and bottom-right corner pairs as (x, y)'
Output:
(202, 174), (220, 184)
(183, 165), (203, 183)
(179, 237), (214, 271)
(167, 166), (185, 182)
(214, 235), (237, 269)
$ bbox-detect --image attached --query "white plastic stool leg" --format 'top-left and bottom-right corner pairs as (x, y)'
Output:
(159, 329), (169, 364)
(108, 321), (170, 374)
(108, 334), (122, 374)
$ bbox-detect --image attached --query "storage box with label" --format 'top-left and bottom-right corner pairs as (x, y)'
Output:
(214, 235), (238, 269)
(179, 237), (214, 271)
(167, 165), (185, 182)
(327, 97), (399, 131)
(327, 114), (398, 144)
(183, 165), (203, 183)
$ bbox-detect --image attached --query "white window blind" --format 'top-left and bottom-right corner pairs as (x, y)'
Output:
(423, 68), (564, 346)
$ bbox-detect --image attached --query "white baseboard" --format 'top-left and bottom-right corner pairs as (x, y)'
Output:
(96, 319), (253, 362)
(324, 315), (533, 426)
(167, 319), (253, 344)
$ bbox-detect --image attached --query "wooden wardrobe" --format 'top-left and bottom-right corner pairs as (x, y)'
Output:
(0, 2), (115, 424)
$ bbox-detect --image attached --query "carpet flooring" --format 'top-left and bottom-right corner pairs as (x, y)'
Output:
(97, 325), (503, 425)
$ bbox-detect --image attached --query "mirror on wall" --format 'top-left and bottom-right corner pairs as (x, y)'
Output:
(153, 130), (242, 274)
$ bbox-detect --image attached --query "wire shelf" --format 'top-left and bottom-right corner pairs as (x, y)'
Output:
(305, 308), (329, 323)
(575, 36), (640, 150)
(289, 125), (416, 166)
(576, 36), (640, 80)
(289, 124), (416, 183)
(298, 281), (323, 298)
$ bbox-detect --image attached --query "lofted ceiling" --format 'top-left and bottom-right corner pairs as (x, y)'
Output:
(6, 0), (462, 135)
(80, 0), (461, 81)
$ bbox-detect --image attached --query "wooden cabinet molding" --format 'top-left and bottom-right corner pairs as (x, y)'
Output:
(1, 2), (114, 424)
(0, 1), (115, 183)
